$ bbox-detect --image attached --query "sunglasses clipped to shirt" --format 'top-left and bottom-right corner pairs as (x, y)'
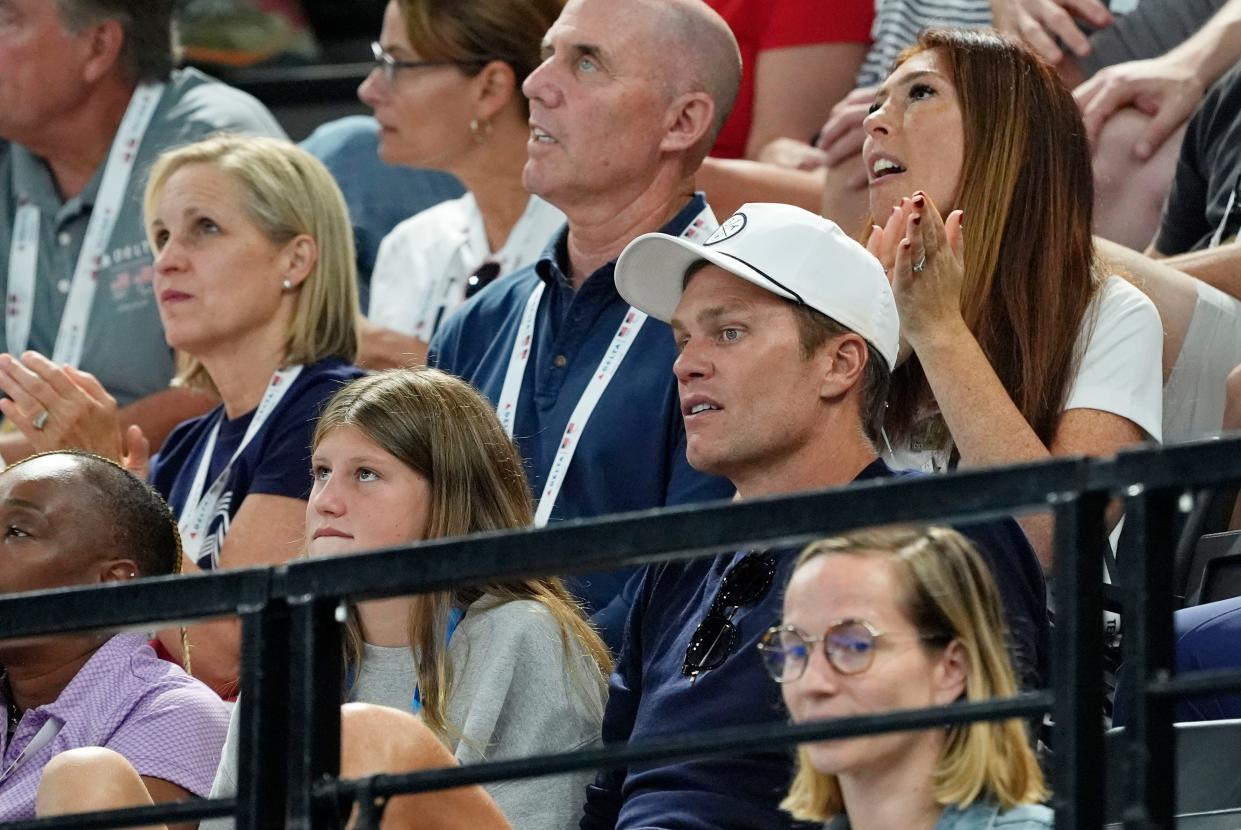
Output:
(682, 550), (778, 683)
(465, 262), (501, 300)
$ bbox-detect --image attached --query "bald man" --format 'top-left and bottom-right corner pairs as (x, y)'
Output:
(429, 0), (744, 649)
(0, 452), (227, 825)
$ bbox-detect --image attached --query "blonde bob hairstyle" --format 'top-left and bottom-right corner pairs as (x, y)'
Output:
(143, 134), (359, 392)
(781, 526), (1047, 823)
(314, 368), (612, 739)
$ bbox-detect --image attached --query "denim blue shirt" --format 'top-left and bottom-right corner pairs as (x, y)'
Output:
(429, 194), (735, 648)
(828, 803), (1054, 830)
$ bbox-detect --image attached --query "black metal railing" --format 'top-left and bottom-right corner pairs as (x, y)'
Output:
(4, 436), (1241, 829)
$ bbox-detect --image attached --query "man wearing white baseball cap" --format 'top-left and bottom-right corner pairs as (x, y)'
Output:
(580, 203), (1049, 830)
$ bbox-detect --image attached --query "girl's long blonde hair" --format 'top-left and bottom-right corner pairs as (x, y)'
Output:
(313, 369), (611, 739)
(781, 526), (1047, 822)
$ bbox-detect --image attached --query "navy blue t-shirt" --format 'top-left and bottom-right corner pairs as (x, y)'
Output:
(150, 358), (363, 570)
(429, 194), (735, 649)
(582, 459), (1049, 830)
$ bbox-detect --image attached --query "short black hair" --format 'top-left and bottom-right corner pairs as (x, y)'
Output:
(70, 453), (180, 577)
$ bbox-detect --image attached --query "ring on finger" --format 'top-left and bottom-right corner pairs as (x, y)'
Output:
(912, 253), (927, 273)
(31, 410), (49, 431)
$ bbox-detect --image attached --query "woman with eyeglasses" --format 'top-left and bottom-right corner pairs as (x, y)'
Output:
(760, 526), (1050, 830)
(356, 0), (566, 370)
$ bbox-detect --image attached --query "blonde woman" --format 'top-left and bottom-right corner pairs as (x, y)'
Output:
(0, 135), (363, 694)
(207, 368), (611, 830)
(762, 526), (1050, 829)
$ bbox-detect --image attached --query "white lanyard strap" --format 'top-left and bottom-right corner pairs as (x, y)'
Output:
(179, 365), (304, 566)
(0, 717), (63, 784)
(497, 205), (717, 526)
(6, 82), (165, 366)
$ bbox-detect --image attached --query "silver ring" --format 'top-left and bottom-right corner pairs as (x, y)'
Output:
(912, 253), (927, 273)
(31, 410), (49, 431)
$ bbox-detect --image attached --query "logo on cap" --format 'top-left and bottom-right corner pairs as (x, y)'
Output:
(704, 212), (746, 246)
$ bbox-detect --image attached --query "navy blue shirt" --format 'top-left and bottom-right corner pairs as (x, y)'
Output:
(429, 195), (735, 647)
(582, 459), (1050, 830)
(151, 358), (363, 570)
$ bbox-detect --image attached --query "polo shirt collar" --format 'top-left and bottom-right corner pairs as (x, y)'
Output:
(9, 142), (106, 222)
(534, 192), (712, 291)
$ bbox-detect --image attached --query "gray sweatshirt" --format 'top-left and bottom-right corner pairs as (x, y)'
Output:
(204, 596), (606, 830)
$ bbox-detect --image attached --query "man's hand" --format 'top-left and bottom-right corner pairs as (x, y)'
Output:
(815, 85), (878, 190)
(1074, 56), (1207, 159)
(992, 0), (1113, 64)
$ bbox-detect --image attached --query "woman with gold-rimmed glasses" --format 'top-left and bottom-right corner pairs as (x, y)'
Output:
(763, 526), (1051, 830)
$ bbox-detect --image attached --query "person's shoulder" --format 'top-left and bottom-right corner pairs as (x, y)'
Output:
(989, 803), (1054, 829)
(384, 194), (475, 246)
(279, 359), (363, 417)
(120, 636), (228, 713)
(1095, 274), (1160, 320)
(160, 68), (286, 140)
(461, 597), (560, 645)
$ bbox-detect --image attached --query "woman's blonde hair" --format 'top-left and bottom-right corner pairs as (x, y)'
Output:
(313, 368), (612, 738)
(143, 134), (359, 392)
(781, 526), (1047, 822)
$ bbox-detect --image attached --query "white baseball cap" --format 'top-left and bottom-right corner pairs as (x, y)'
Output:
(615, 202), (899, 369)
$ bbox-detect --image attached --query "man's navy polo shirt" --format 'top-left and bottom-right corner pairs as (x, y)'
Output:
(429, 194), (736, 648)
(581, 459), (1050, 830)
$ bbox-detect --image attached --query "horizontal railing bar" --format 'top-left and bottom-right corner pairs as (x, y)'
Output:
(284, 457), (1090, 602)
(0, 797), (237, 830)
(1147, 667), (1241, 698)
(318, 693), (1052, 800)
(0, 569), (273, 642)
(1111, 434), (1241, 491)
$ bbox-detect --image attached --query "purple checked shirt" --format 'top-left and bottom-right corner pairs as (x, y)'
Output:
(0, 632), (229, 821)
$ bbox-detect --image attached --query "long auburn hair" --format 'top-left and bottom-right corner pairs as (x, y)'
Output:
(881, 28), (1099, 448)
(313, 369), (611, 739)
(781, 526), (1047, 821)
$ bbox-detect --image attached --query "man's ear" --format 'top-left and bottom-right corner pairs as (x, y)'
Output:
(931, 639), (970, 706)
(817, 334), (868, 400)
(471, 60), (519, 122)
(659, 90), (716, 156)
(99, 558), (140, 584)
(79, 19), (126, 85)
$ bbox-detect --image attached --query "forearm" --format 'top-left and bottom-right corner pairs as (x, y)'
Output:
(1155, 243), (1241, 298)
(695, 158), (825, 219)
(913, 322), (1057, 563)
(1167, 0), (1241, 87)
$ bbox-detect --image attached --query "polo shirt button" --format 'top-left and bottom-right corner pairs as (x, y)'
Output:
(552, 355), (568, 368)
(57, 279), (70, 294)
(57, 231), (72, 247)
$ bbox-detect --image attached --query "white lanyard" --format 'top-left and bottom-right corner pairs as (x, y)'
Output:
(496, 205), (717, 526)
(5, 82), (165, 363)
(179, 365), (303, 567)
(0, 717), (63, 784)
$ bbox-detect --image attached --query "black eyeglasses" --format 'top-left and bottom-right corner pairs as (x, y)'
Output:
(682, 551), (777, 683)
(464, 262), (502, 300)
(758, 619), (952, 683)
(370, 42), (482, 85)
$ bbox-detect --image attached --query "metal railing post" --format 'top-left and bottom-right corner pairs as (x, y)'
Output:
(236, 599), (292, 830)
(1052, 490), (1109, 830)
(1120, 487), (1179, 830)
(286, 595), (343, 829)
